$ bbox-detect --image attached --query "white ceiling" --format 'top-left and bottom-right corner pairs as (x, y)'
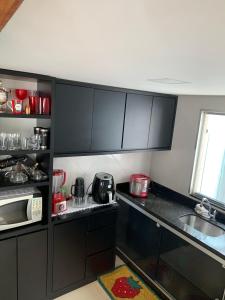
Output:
(1, 0), (225, 95)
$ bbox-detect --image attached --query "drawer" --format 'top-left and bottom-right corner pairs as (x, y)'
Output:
(87, 226), (115, 255)
(88, 208), (117, 231)
(86, 248), (115, 279)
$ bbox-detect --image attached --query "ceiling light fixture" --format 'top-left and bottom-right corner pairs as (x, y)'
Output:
(147, 78), (191, 84)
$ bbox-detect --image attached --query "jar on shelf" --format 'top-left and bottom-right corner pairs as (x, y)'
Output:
(0, 80), (8, 113)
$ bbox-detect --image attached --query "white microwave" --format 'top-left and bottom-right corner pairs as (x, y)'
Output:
(0, 187), (42, 231)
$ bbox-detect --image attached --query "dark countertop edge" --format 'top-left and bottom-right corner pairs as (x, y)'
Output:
(51, 202), (118, 224)
(116, 184), (225, 264)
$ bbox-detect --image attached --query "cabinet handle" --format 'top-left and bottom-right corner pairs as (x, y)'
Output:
(156, 223), (160, 228)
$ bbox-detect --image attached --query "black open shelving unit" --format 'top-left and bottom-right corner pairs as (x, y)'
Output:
(0, 68), (54, 225)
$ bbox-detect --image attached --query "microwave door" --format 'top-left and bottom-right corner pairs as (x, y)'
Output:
(0, 198), (34, 231)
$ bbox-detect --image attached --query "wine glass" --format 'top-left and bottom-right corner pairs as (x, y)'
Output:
(15, 89), (28, 100)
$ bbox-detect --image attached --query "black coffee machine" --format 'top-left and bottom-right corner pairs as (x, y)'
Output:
(92, 172), (114, 204)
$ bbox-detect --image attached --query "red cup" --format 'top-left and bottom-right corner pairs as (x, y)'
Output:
(42, 97), (51, 115)
(29, 96), (38, 114)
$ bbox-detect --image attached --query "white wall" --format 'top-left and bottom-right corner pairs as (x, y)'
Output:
(150, 95), (225, 198)
(53, 152), (152, 192)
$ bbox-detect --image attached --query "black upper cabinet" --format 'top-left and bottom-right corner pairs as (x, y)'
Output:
(122, 93), (153, 150)
(91, 89), (126, 151)
(0, 238), (17, 300)
(148, 96), (177, 149)
(18, 230), (48, 300)
(54, 81), (177, 154)
(52, 218), (87, 292)
(54, 84), (94, 154)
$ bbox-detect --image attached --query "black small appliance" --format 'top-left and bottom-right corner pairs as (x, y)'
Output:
(71, 177), (85, 198)
(92, 172), (114, 204)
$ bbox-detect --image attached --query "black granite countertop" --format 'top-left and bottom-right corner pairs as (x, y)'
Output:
(116, 182), (225, 262)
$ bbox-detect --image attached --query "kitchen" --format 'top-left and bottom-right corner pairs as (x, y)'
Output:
(0, 1), (225, 300)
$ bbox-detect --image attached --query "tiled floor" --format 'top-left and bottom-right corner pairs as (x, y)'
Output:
(55, 256), (124, 300)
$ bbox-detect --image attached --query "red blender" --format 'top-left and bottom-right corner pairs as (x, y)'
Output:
(52, 169), (67, 214)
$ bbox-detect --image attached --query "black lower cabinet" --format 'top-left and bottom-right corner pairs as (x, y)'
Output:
(116, 198), (161, 278)
(116, 198), (225, 300)
(52, 218), (87, 292)
(0, 238), (17, 300)
(86, 248), (115, 280)
(156, 228), (225, 300)
(18, 230), (48, 300)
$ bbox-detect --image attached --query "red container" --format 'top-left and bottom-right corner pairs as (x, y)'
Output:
(129, 174), (150, 198)
(42, 97), (51, 115)
(29, 96), (38, 114)
(52, 192), (67, 214)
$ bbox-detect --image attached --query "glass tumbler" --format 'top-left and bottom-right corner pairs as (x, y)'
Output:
(0, 133), (7, 150)
(7, 133), (17, 150)
(27, 134), (41, 150)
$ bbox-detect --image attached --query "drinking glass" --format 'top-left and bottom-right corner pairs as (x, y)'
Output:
(27, 134), (41, 150)
(7, 133), (17, 150)
(0, 133), (7, 150)
(14, 133), (21, 150)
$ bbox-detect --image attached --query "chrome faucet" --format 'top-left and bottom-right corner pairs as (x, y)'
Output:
(195, 197), (217, 220)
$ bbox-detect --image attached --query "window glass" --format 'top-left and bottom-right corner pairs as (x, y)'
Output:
(190, 112), (225, 207)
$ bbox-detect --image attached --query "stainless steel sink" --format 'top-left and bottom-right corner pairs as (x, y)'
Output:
(179, 214), (225, 237)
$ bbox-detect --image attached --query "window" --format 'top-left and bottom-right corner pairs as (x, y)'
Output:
(190, 111), (225, 208)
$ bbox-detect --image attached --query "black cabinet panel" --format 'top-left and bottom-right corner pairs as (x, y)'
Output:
(18, 230), (47, 300)
(88, 208), (117, 231)
(148, 96), (177, 149)
(53, 218), (87, 291)
(54, 84), (94, 153)
(91, 89), (126, 151)
(156, 228), (225, 300)
(86, 248), (115, 280)
(87, 226), (115, 255)
(122, 93), (153, 150)
(116, 198), (160, 278)
(0, 238), (17, 300)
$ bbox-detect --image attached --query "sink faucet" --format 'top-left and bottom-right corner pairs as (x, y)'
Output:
(195, 198), (217, 220)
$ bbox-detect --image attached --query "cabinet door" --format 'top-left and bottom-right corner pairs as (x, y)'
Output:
(91, 89), (126, 151)
(0, 238), (17, 300)
(156, 228), (225, 300)
(18, 230), (47, 300)
(54, 84), (94, 154)
(148, 96), (177, 149)
(52, 218), (87, 291)
(122, 93), (153, 149)
(116, 198), (160, 278)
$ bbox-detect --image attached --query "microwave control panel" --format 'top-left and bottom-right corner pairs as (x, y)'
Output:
(30, 197), (42, 220)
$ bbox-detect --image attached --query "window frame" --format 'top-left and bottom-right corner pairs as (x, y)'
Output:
(190, 110), (225, 210)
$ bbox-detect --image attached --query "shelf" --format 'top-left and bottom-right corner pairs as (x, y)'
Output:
(0, 223), (49, 241)
(0, 180), (49, 192)
(0, 113), (51, 119)
(0, 149), (51, 156)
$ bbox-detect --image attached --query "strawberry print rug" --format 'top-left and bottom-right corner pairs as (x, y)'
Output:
(98, 265), (161, 300)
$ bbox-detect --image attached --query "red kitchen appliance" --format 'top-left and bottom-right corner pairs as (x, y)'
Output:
(52, 192), (67, 214)
(129, 174), (150, 198)
(52, 169), (66, 193)
(52, 169), (67, 214)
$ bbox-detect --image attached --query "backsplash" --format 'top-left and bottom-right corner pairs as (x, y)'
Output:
(53, 152), (152, 192)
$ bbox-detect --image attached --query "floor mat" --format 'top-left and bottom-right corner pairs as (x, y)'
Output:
(98, 265), (161, 300)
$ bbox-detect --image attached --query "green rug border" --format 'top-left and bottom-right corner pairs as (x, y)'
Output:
(97, 264), (162, 300)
